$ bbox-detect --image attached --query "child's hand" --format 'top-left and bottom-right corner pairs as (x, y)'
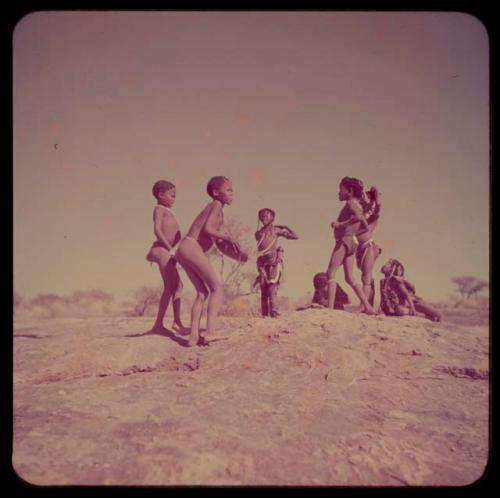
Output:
(370, 187), (381, 205)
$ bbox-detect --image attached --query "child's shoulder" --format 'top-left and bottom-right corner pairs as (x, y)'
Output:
(347, 198), (363, 210)
(154, 204), (174, 216)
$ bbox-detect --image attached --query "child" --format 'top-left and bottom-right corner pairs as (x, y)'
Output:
(255, 208), (298, 317)
(253, 246), (285, 317)
(327, 176), (377, 314)
(145, 180), (185, 333)
(379, 258), (442, 321)
(296, 272), (350, 311)
(356, 185), (383, 306)
(175, 176), (242, 346)
(311, 272), (350, 310)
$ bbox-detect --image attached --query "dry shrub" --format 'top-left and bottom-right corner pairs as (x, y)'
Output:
(222, 296), (260, 317)
(15, 289), (116, 319)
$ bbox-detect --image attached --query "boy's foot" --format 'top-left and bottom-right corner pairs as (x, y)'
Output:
(202, 332), (228, 343)
(149, 324), (169, 334)
(172, 322), (189, 334)
(270, 311), (280, 318)
(187, 333), (199, 347)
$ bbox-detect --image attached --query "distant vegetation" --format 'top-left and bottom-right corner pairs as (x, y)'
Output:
(14, 289), (115, 318)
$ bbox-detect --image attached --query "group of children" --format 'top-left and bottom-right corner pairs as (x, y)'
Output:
(146, 175), (441, 347)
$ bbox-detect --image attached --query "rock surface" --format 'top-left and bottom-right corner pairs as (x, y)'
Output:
(13, 309), (489, 485)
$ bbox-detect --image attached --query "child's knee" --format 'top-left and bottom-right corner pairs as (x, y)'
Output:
(208, 280), (223, 294)
(395, 306), (406, 316)
(345, 274), (356, 287)
(196, 289), (209, 301)
(361, 273), (372, 286)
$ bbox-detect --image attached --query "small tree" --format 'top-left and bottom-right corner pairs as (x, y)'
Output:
(467, 279), (488, 300)
(130, 286), (162, 316)
(208, 217), (258, 301)
(451, 276), (488, 302)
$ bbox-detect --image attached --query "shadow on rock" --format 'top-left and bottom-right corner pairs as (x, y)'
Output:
(124, 327), (191, 347)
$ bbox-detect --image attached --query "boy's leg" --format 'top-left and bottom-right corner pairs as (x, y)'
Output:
(394, 305), (408, 316)
(177, 262), (209, 346)
(344, 255), (376, 314)
(414, 301), (442, 321)
(269, 284), (279, 317)
(171, 268), (185, 328)
(260, 283), (269, 316)
(326, 243), (346, 309)
(361, 247), (377, 308)
(177, 239), (224, 341)
(151, 250), (175, 332)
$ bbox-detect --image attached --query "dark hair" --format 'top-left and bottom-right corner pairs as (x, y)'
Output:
(386, 258), (405, 277)
(258, 208), (275, 220)
(152, 180), (175, 199)
(207, 176), (229, 199)
(340, 176), (364, 199)
(313, 272), (328, 290)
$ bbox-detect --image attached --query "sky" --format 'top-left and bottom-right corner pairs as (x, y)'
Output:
(13, 11), (489, 302)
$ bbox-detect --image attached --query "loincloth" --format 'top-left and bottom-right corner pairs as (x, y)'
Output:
(146, 239), (180, 263)
(256, 251), (282, 286)
(355, 239), (382, 269)
(334, 235), (359, 257)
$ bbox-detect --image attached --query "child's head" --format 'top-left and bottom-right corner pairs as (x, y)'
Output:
(381, 258), (405, 278)
(313, 272), (329, 290)
(152, 180), (176, 207)
(207, 176), (233, 205)
(339, 176), (364, 201)
(258, 208), (275, 226)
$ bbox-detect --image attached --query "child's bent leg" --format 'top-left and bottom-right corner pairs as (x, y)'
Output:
(179, 241), (224, 340)
(326, 243), (346, 309)
(179, 263), (209, 346)
(394, 305), (408, 316)
(414, 300), (442, 321)
(344, 255), (376, 314)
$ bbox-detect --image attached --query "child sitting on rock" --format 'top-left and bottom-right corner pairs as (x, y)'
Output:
(296, 272), (350, 311)
(379, 258), (442, 321)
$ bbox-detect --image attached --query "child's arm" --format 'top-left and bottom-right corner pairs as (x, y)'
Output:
(331, 217), (354, 229)
(204, 202), (240, 250)
(395, 279), (417, 315)
(153, 207), (173, 252)
(347, 199), (370, 231)
(276, 225), (299, 240)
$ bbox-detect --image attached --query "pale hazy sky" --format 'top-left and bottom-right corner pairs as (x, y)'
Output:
(13, 11), (489, 301)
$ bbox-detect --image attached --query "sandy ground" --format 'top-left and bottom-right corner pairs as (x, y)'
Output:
(13, 308), (489, 486)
